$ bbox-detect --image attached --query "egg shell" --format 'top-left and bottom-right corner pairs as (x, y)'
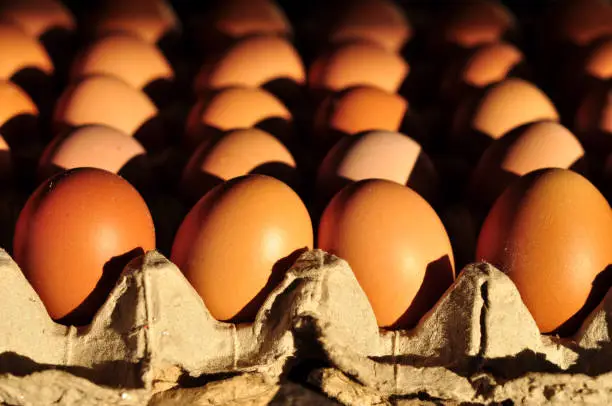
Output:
(584, 36), (612, 80)
(476, 168), (612, 335)
(91, 0), (180, 45)
(436, 0), (516, 49)
(308, 41), (409, 95)
(185, 87), (292, 148)
(544, 0), (612, 47)
(441, 42), (525, 104)
(326, 0), (412, 53)
(0, 20), (55, 110)
(469, 121), (586, 210)
(460, 42), (524, 89)
(180, 128), (297, 204)
(13, 167), (156, 324)
(194, 35), (305, 95)
(0, 79), (39, 149)
(0, 0), (75, 39)
(451, 78), (559, 157)
(575, 81), (612, 153)
(0, 79), (38, 126)
(313, 86), (408, 152)
(191, 0), (292, 53)
(0, 0), (76, 82)
(54, 75), (163, 149)
(70, 33), (174, 91)
(38, 124), (147, 182)
(0, 22), (53, 79)
(317, 130), (439, 208)
(171, 174), (313, 323)
(318, 179), (454, 329)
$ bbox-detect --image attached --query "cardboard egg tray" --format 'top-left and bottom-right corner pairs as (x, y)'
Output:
(1, 248), (612, 405)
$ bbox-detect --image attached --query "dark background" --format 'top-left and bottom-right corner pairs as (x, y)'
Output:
(60, 0), (559, 23)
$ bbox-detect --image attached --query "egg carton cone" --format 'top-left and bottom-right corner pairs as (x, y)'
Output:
(291, 250), (612, 405)
(3, 247), (612, 405)
(0, 247), (338, 405)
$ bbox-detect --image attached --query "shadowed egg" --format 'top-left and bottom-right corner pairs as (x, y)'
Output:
(194, 35), (305, 108)
(70, 33), (174, 105)
(90, 0), (181, 46)
(451, 78), (559, 158)
(326, 0), (412, 53)
(469, 121), (586, 210)
(441, 42), (525, 102)
(54, 75), (165, 150)
(317, 130), (439, 209)
(180, 127), (297, 204)
(313, 86), (409, 153)
(38, 124), (148, 188)
(433, 0), (516, 50)
(190, 0), (292, 53)
(185, 87), (292, 148)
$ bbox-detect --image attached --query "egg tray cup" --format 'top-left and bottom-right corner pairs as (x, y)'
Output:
(295, 250), (612, 405)
(0, 248), (332, 405)
(1, 249), (612, 405)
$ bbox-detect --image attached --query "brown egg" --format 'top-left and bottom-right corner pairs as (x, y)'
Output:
(575, 82), (612, 152)
(70, 33), (174, 90)
(171, 174), (313, 323)
(191, 0), (291, 52)
(0, 0), (75, 81)
(0, 21), (53, 79)
(545, 0), (612, 47)
(180, 128), (297, 203)
(194, 35), (305, 94)
(584, 37), (612, 80)
(0, 79), (39, 148)
(91, 0), (180, 44)
(0, 0), (75, 38)
(309, 42), (409, 95)
(437, 0), (516, 48)
(442, 42), (525, 103)
(317, 130), (439, 207)
(327, 0), (412, 52)
(185, 87), (292, 148)
(452, 79), (559, 156)
(451, 42), (524, 92)
(39, 124), (146, 181)
(313, 86), (408, 151)
(54, 76), (161, 147)
(14, 167), (156, 324)
(318, 179), (454, 328)
(469, 121), (586, 209)
(476, 168), (612, 335)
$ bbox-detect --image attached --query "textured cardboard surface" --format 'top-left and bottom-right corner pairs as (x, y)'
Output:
(0, 248), (300, 396)
(0, 370), (148, 406)
(0, 249), (611, 405)
(293, 250), (612, 404)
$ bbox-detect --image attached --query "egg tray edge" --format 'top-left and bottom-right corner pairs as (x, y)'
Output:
(0, 249), (611, 405)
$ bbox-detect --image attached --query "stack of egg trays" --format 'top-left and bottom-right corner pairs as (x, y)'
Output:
(0, 248), (611, 405)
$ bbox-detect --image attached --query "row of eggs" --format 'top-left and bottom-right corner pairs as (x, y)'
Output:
(0, 0), (611, 345)
(15, 163), (612, 339)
